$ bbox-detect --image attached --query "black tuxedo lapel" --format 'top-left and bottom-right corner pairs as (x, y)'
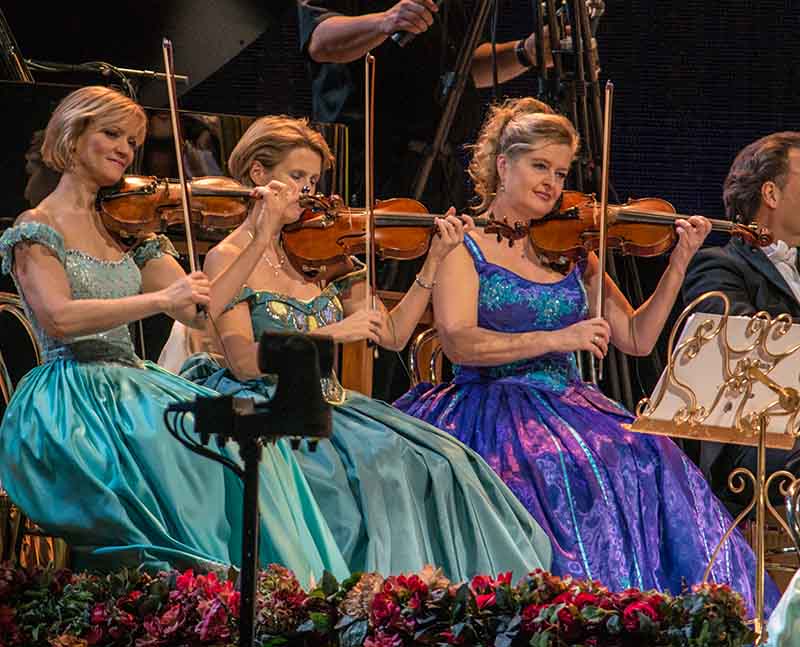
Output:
(730, 238), (800, 316)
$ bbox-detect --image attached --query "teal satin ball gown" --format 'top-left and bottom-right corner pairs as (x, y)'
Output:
(0, 222), (348, 584)
(179, 271), (553, 583)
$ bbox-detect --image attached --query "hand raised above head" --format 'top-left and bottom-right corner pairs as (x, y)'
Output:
(381, 0), (438, 36)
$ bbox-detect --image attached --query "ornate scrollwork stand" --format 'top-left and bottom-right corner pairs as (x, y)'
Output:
(628, 291), (800, 644)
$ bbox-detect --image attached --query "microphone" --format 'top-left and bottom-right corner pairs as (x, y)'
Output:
(390, 0), (445, 48)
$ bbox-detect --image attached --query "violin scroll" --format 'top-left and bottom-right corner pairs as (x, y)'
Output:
(731, 223), (773, 248)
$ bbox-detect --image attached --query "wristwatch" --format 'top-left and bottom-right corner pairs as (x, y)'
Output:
(515, 39), (535, 68)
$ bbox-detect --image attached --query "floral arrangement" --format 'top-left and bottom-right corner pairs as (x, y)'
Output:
(0, 562), (754, 647)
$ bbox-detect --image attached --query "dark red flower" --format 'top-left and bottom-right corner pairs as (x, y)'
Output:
(470, 574), (494, 592)
(556, 606), (582, 640)
(0, 605), (15, 630)
(521, 603), (545, 632)
(364, 630), (403, 647)
(552, 591), (573, 606)
(622, 601), (659, 632)
(371, 592), (402, 628)
(85, 625), (104, 645)
(90, 603), (107, 625)
(441, 629), (465, 645)
(175, 569), (195, 592)
(574, 592), (600, 608)
(476, 592), (496, 610)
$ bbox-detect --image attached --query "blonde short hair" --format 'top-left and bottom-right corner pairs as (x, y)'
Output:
(228, 115), (334, 187)
(42, 86), (147, 172)
(468, 97), (579, 212)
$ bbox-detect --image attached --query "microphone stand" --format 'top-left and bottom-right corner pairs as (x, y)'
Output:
(411, 0), (495, 201)
(164, 332), (334, 647)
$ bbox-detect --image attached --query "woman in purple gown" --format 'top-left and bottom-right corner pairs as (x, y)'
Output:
(395, 97), (778, 613)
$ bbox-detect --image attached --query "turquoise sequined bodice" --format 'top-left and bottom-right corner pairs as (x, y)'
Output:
(229, 283), (348, 402)
(0, 222), (173, 365)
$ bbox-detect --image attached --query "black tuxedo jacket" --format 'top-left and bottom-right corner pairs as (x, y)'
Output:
(683, 237), (800, 319)
(682, 238), (800, 494)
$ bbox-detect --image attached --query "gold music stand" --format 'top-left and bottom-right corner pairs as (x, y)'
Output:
(627, 291), (800, 644)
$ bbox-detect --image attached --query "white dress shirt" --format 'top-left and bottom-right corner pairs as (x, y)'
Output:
(764, 239), (800, 304)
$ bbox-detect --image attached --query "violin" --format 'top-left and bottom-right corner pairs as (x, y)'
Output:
(97, 175), (252, 238)
(522, 190), (773, 265)
(281, 194), (516, 283)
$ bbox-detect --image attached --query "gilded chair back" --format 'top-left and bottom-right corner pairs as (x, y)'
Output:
(0, 292), (41, 406)
(409, 327), (444, 387)
(0, 292), (67, 567)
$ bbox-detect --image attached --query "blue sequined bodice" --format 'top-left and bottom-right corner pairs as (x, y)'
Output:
(454, 235), (589, 390)
(0, 222), (171, 365)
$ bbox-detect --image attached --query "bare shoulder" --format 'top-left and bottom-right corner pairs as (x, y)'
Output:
(437, 238), (477, 285)
(203, 232), (246, 276)
(14, 207), (53, 228)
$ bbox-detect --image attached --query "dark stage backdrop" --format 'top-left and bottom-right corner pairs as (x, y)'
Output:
(179, 1), (800, 220)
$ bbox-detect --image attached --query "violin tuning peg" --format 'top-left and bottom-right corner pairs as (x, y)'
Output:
(496, 233), (502, 243)
(508, 239), (514, 248)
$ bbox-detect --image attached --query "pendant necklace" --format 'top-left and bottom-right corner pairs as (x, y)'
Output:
(247, 230), (286, 277)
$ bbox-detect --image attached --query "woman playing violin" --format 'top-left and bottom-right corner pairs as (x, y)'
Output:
(395, 97), (779, 613)
(178, 114), (553, 580)
(0, 86), (351, 582)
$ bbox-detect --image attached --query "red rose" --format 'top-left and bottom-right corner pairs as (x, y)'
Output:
(574, 592), (600, 608)
(557, 606), (582, 640)
(0, 605), (14, 629)
(441, 630), (465, 645)
(85, 626), (104, 646)
(90, 603), (107, 625)
(521, 603), (544, 633)
(622, 601), (658, 632)
(476, 592), (496, 610)
(470, 575), (494, 592)
(552, 591), (573, 605)
(364, 630), (403, 647)
(371, 593), (402, 628)
(176, 569), (195, 592)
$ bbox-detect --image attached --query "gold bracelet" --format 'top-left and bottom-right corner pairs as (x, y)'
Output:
(415, 274), (435, 290)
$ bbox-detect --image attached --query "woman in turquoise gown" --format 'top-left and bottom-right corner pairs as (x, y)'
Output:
(0, 86), (348, 584)
(177, 115), (553, 581)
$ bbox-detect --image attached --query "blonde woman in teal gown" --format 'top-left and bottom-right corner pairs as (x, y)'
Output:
(179, 115), (552, 580)
(0, 86), (349, 583)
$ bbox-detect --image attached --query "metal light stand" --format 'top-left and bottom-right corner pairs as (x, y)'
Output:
(411, 0), (495, 201)
(630, 291), (800, 644)
(164, 332), (334, 647)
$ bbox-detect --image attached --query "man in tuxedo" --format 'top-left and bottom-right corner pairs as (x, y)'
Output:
(683, 131), (800, 513)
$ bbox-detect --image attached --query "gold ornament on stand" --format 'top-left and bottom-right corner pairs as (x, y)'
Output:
(628, 290), (800, 644)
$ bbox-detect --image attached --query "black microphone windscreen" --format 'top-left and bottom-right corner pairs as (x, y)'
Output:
(258, 332), (335, 376)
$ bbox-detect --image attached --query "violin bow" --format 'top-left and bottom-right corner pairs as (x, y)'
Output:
(364, 52), (377, 315)
(595, 79), (614, 381)
(162, 38), (201, 275)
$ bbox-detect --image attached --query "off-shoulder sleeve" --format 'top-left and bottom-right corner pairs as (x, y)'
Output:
(329, 256), (366, 296)
(224, 286), (257, 313)
(131, 234), (179, 268)
(0, 221), (66, 275)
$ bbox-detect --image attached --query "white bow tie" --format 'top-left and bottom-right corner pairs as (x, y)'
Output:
(766, 240), (798, 267)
